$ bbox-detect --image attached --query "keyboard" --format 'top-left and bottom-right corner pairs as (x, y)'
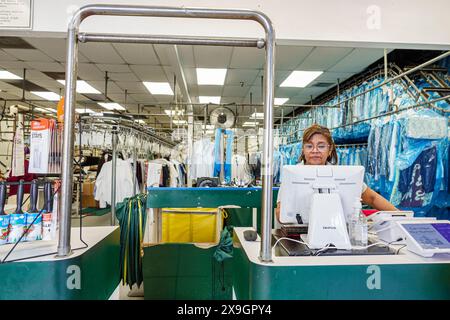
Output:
(281, 224), (308, 238)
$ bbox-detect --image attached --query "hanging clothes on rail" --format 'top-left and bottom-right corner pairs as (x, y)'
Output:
(190, 138), (215, 180)
(94, 158), (138, 208)
(231, 154), (252, 186)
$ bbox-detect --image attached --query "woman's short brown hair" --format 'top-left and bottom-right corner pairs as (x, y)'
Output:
(299, 124), (338, 164)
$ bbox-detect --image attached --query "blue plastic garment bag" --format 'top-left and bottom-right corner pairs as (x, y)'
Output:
(213, 128), (234, 183)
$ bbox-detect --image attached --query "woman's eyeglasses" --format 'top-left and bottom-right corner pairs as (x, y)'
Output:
(303, 143), (330, 152)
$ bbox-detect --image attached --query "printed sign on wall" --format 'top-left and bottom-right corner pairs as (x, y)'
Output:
(0, 0), (33, 29)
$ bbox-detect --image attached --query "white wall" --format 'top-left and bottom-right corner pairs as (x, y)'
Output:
(1, 0), (449, 49)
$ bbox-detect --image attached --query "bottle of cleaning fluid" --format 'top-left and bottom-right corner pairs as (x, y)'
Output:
(349, 198), (368, 247)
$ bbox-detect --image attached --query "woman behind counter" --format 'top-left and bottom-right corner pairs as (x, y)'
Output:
(276, 124), (397, 222)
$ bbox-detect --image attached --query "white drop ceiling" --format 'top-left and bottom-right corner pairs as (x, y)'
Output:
(0, 36), (389, 131)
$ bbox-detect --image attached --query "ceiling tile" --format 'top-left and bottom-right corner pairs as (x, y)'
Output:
(112, 43), (160, 65)
(3, 48), (54, 62)
(79, 43), (125, 64)
(128, 93), (157, 104)
(328, 48), (385, 73)
(25, 62), (64, 72)
(298, 47), (354, 71)
(22, 69), (55, 81)
(0, 61), (28, 69)
(195, 86), (222, 96)
(23, 37), (89, 63)
(276, 45), (314, 70)
(115, 81), (148, 93)
(88, 80), (123, 94)
(152, 44), (173, 66)
(194, 45), (233, 68)
(96, 64), (131, 72)
(107, 72), (140, 82)
(106, 93), (137, 104)
(129, 65), (168, 82)
(229, 47), (264, 69)
(222, 86), (249, 97)
(0, 49), (17, 61)
(177, 45), (195, 68)
(78, 63), (105, 81)
(225, 69), (259, 86)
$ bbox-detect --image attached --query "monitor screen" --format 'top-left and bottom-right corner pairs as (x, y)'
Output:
(279, 165), (365, 224)
(402, 223), (450, 249)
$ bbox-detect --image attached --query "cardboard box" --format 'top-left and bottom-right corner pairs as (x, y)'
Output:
(82, 181), (95, 196)
(81, 194), (97, 208)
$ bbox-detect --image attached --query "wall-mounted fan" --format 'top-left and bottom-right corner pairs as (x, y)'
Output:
(209, 107), (235, 129)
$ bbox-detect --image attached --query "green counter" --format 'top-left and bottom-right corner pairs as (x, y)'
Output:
(232, 227), (450, 300)
(0, 227), (120, 300)
(143, 187), (279, 300)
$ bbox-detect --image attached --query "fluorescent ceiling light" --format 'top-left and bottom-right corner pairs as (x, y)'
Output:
(275, 98), (289, 106)
(280, 71), (323, 88)
(249, 112), (264, 120)
(172, 120), (187, 125)
(98, 102), (125, 111)
(75, 108), (95, 114)
(45, 108), (57, 113)
(143, 82), (174, 95)
(199, 96), (221, 104)
(243, 122), (258, 127)
(57, 80), (100, 94)
(164, 109), (184, 116)
(196, 68), (227, 85)
(0, 70), (22, 80)
(31, 91), (61, 101)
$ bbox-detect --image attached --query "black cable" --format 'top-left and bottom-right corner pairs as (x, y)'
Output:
(396, 244), (408, 255)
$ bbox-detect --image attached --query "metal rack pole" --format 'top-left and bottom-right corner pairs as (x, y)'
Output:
(110, 129), (118, 226)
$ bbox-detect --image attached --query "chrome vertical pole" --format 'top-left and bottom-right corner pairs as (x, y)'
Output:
(384, 48), (388, 81)
(57, 25), (78, 257)
(259, 15), (275, 262)
(111, 129), (118, 225)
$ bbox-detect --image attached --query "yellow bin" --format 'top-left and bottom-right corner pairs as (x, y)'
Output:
(161, 208), (222, 243)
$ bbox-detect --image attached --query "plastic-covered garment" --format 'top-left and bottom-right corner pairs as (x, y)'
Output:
(404, 109), (448, 139)
(336, 146), (368, 167)
(213, 129), (234, 183)
(231, 154), (253, 186)
(190, 138), (215, 180)
(332, 122), (371, 144)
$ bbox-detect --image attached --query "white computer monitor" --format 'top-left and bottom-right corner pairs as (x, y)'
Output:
(279, 165), (365, 224)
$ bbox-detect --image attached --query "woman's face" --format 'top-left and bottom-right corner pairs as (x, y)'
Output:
(303, 133), (331, 165)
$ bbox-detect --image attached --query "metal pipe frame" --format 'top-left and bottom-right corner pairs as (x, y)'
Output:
(59, 4), (275, 262)
(79, 32), (265, 48)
